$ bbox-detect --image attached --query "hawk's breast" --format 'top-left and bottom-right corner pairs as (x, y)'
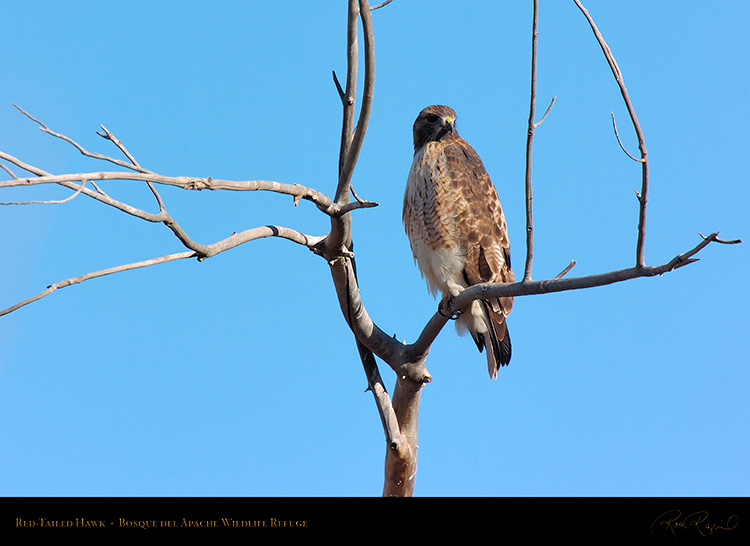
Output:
(403, 144), (468, 297)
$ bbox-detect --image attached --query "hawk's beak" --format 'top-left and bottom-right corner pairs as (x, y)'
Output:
(445, 116), (455, 133)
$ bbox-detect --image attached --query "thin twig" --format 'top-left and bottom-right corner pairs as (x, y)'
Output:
(0, 151), (50, 177)
(699, 232), (742, 245)
(16, 106), (166, 213)
(553, 260), (577, 280)
(13, 104), (152, 174)
(0, 162), (18, 179)
(97, 123), (166, 212)
(535, 96), (557, 128)
(334, 197), (379, 217)
(0, 252), (196, 317)
(610, 111), (645, 163)
(96, 124), (139, 165)
(349, 184), (366, 203)
(11, 104), (46, 127)
(89, 180), (109, 197)
(370, 0), (393, 10)
(331, 70), (346, 102)
(1, 180), (87, 205)
(0, 164), (164, 222)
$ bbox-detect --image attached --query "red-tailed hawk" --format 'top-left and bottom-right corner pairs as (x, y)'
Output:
(403, 105), (514, 379)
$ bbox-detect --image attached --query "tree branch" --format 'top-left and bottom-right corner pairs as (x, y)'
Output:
(1, 224), (325, 317)
(96, 123), (167, 212)
(574, 0), (649, 267)
(1, 180), (87, 205)
(410, 233), (740, 359)
(335, 0), (375, 205)
(13, 104), (151, 174)
(456, 232), (740, 305)
(523, 0), (555, 282)
(335, 0), (359, 190)
(1, 252), (195, 317)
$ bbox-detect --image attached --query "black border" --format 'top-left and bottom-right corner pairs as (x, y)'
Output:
(2, 497), (747, 539)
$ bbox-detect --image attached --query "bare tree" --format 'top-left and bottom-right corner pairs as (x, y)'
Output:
(0, 0), (740, 497)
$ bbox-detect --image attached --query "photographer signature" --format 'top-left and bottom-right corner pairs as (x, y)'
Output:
(651, 509), (738, 537)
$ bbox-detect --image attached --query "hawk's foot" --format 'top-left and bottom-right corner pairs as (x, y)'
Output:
(438, 296), (461, 320)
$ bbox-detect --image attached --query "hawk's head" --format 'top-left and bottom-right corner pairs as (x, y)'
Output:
(413, 105), (459, 153)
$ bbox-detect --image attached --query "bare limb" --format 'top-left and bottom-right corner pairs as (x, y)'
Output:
(335, 0), (359, 187)
(0, 150), (51, 177)
(328, 255), (431, 382)
(336, 0), (375, 205)
(89, 180), (109, 197)
(359, 345), (405, 459)
(2, 224), (325, 317)
(96, 123), (166, 211)
(1, 251), (195, 317)
(1, 180), (86, 205)
(574, 0), (649, 267)
(523, 0), (542, 282)
(699, 232), (742, 245)
(2, 104), (334, 311)
(5, 108), (365, 221)
(204, 225), (325, 259)
(0, 169), (165, 222)
(410, 232), (740, 357)
(0, 167), (365, 218)
(453, 233), (739, 311)
(13, 104), (151, 174)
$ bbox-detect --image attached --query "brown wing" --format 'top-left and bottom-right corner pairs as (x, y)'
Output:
(442, 138), (514, 306)
(441, 138), (515, 375)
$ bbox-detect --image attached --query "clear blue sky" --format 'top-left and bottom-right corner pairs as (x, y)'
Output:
(1, 1), (747, 497)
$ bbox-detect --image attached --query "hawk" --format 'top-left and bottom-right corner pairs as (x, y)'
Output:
(403, 105), (515, 379)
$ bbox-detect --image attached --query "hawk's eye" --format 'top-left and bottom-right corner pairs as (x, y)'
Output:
(425, 114), (440, 124)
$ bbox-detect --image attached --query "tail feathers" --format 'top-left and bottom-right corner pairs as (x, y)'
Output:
(476, 301), (512, 379)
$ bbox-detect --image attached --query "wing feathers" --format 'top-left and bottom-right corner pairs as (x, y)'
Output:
(480, 301), (512, 379)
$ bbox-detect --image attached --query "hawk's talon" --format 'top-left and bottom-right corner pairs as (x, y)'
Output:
(439, 297), (461, 320)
